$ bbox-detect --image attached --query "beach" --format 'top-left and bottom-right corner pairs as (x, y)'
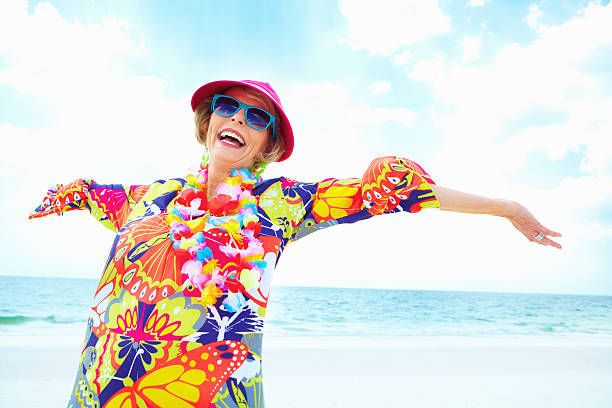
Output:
(2, 278), (612, 407)
(2, 333), (611, 408)
(265, 336), (612, 407)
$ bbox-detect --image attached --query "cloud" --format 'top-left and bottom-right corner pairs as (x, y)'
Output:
(268, 81), (418, 182)
(369, 81), (392, 94)
(0, 1), (196, 280)
(409, 2), (612, 184)
(462, 36), (482, 62)
(4, 1), (610, 294)
(338, 0), (451, 56)
(392, 50), (412, 66)
(0, 3), (423, 285)
(0, 1), (195, 184)
(398, 1), (612, 293)
(526, 4), (543, 28)
(0, 2), (146, 96)
(469, 0), (488, 7)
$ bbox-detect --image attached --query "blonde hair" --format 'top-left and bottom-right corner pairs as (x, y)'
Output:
(194, 86), (286, 164)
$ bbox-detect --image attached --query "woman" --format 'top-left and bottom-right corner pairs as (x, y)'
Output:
(29, 79), (562, 408)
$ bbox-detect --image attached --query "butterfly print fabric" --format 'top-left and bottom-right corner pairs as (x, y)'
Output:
(29, 156), (440, 407)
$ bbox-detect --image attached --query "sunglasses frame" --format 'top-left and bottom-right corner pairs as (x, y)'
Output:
(211, 94), (277, 141)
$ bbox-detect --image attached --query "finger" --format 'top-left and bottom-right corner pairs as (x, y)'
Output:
(538, 236), (562, 249)
(542, 227), (562, 237)
(531, 228), (562, 242)
(529, 231), (551, 244)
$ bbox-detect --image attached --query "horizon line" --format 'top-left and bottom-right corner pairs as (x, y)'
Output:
(1, 274), (610, 298)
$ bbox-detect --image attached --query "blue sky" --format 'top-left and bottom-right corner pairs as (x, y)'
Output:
(1, 0), (611, 295)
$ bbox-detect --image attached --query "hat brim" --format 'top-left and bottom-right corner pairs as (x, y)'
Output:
(191, 80), (294, 162)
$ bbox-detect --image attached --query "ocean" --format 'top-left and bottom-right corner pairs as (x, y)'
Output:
(1, 275), (611, 341)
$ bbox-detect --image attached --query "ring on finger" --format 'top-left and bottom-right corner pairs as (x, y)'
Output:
(535, 232), (544, 241)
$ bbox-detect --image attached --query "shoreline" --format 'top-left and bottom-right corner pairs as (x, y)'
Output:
(2, 318), (612, 348)
(1, 333), (611, 407)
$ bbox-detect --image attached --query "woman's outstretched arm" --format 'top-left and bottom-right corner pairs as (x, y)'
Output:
(29, 179), (150, 232)
(430, 185), (563, 249)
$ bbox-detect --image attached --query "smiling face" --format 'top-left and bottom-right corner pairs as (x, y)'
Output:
(205, 87), (273, 170)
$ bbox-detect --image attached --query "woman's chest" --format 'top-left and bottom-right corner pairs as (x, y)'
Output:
(100, 212), (282, 307)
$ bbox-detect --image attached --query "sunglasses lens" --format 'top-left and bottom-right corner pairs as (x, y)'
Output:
(214, 96), (240, 116)
(247, 108), (271, 130)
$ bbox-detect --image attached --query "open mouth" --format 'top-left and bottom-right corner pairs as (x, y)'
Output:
(218, 129), (245, 148)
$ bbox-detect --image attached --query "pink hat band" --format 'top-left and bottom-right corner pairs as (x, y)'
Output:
(191, 80), (294, 162)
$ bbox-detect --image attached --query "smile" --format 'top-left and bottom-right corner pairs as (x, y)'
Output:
(217, 128), (245, 148)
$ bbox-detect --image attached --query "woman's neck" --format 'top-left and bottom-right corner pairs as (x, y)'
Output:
(206, 159), (251, 199)
(206, 160), (228, 199)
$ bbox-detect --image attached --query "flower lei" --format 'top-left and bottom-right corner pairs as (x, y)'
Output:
(166, 159), (267, 308)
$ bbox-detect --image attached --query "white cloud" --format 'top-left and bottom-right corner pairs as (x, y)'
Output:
(0, 1), (196, 280)
(392, 50), (412, 66)
(0, 2), (145, 96)
(0, 3), (423, 286)
(369, 81), (392, 94)
(268, 81), (418, 182)
(462, 36), (482, 62)
(410, 56), (445, 82)
(339, 0), (451, 56)
(399, 2), (612, 293)
(370, 107), (416, 127)
(0, 1), (195, 183)
(526, 4), (543, 28)
(4, 1), (611, 295)
(409, 2), (612, 184)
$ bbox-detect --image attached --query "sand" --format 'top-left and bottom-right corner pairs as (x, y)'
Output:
(1, 334), (611, 407)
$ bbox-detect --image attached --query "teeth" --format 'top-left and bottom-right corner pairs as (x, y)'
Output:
(220, 131), (245, 146)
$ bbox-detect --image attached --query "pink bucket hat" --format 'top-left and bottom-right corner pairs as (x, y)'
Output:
(191, 80), (294, 162)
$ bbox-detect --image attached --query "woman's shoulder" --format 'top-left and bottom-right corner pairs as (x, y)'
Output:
(252, 178), (320, 220)
(254, 176), (318, 196)
(142, 177), (186, 196)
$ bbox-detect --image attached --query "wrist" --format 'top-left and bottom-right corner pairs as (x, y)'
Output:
(497, 199), (518, 218)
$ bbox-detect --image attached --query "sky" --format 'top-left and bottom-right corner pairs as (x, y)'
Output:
(1, 0), (611, 295)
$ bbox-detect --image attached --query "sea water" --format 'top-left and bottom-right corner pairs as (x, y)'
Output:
(1, 275), (611, 342)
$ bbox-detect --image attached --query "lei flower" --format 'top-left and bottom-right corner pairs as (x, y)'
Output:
(166, 160), (266, 307)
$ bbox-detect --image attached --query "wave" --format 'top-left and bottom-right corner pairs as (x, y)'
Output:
(0, 315), (85, 325)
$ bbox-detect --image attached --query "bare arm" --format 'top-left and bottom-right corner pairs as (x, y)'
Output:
(431, 185), (563, 250)
(431, 184), (514, 217)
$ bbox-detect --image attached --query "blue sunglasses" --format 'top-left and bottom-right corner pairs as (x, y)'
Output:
(211, 94), (276, 141)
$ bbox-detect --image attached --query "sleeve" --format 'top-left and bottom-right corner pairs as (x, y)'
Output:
(28, 179), (150, 232)
(287, 156), (440, 242)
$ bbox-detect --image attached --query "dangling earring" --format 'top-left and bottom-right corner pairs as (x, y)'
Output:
(201, 145), (210, 166)
(250, 161), (267, 179)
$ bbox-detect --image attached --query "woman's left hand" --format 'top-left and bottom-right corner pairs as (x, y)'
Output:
(505, 201), (563, 249)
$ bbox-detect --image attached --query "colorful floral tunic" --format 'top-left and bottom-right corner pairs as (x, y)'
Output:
(29, 156), (440, 408)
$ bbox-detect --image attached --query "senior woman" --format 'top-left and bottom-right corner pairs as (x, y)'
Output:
(30, 79), (561, 408)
